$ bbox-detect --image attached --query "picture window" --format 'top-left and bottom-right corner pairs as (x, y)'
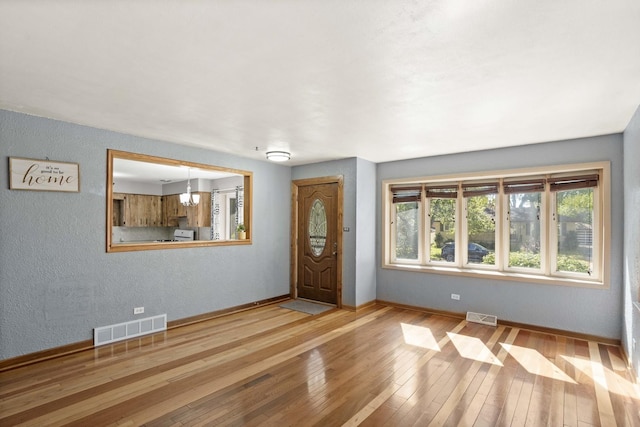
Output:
(383, 162), (609, 288)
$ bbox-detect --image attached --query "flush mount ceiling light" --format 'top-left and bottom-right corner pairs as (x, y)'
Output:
(266, 151), (290, 162)
(179, 168), (200, 206)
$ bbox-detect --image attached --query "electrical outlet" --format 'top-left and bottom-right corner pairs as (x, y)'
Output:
(134, 307), (144, 315)
(451, 293), (460, 301)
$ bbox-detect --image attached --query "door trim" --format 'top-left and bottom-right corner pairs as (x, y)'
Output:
(291, 176), (343, 308)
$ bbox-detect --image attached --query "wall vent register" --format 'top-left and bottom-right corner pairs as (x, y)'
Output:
(94, 314), (167, 346)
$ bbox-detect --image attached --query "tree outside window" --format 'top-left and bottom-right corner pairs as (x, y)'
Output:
(395, 202), (419, 260)
(466, 194), (496, 265)
(429, 198), (456, 262)
(506, 192), (542, 269)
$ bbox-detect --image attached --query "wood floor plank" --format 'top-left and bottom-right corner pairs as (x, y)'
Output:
(427, 325), (506, 426)
(493, 330), (536, 426)
(455, 327), (520, 427)
(548, 335), (567, 426)
(524, 333), (555, 426)
(259, 309), (427, 426)
(589, 341), (617, 426)
(1, 304), (638, 427)
(563, 337), (580, 427)
(575, 339), (603, 426)
(200, 312), (409, 426)
(98, 307), (392, 426)
(379, 321), (471, 425)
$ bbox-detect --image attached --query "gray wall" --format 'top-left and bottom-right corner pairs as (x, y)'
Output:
(0, 110), (292, 360)
(355, 158), (377, 306)
(376, 134), (624, 339)
(623, 105), (640, 379)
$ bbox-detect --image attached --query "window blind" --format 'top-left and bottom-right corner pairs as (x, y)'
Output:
(391, 185), (422, 203)
(425, 184), (458, 199)
(548, 174), (599, 192)
(503, 178), (546, 194)
(462, 183), (498, 197)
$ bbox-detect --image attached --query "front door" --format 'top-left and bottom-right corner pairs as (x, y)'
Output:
(295, 179), (341, 305)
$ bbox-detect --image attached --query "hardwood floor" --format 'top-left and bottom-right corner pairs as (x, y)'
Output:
(1, 303), (639, 426)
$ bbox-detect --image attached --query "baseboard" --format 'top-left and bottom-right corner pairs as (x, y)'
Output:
(376, 299), (621, 346)
(342, 299), (377, 313)
(498, 318), (620, 346)
(0, 339), (94, 373)
(0, 294), (290, 372)
(168, 294), (290, 329)
(377, 300), (466, 320)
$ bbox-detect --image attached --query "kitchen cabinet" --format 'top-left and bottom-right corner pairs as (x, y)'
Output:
(187, 192), (211, 227)
(113, 193), (162, 227)
(112, 192), (209, 228)
(163, 193), (210, 227)
(162, 194), (187, 226)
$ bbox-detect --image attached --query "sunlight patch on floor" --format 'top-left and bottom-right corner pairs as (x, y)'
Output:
(501, 343), (577, 383)
(401, 323), (440, 351)
(562, 353), (640, 398)
(447, 332), (503, 366)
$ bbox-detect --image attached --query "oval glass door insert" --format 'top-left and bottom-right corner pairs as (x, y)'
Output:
(309, 199), (327, 256)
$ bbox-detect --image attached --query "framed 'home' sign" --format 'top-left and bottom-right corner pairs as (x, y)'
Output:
(9, 157), (80, 192)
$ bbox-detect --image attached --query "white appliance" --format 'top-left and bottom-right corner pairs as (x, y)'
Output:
(173, 229), (195, 241)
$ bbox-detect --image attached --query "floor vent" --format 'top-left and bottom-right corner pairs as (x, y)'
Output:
(94, 314), (167, 346)
(466, 311), (498, 326)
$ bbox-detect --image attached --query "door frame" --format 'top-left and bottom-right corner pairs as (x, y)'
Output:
(290, 175), (343, 308)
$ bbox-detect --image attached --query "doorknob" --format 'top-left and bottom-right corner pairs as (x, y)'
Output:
(332, 242), (338, 256)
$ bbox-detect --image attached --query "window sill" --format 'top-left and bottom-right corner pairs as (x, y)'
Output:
(382, 263), (607, 289)
(107, 239), (252, 252)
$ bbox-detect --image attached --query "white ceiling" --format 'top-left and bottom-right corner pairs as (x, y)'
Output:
(1, 1), (639, 166)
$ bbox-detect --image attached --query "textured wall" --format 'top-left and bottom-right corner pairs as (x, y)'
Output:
(0, 110), (292, 360)
(376, 134), (624, 339)
(355, 158), (377, 306)
(623, 105), (640, 378)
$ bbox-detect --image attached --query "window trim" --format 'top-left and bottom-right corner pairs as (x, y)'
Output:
(382, 161), (610, 289)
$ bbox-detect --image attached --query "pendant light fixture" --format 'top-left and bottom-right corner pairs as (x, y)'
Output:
(180, 168), (200, 206)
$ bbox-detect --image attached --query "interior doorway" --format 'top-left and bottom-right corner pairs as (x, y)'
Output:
(291, 176), (343, 306)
